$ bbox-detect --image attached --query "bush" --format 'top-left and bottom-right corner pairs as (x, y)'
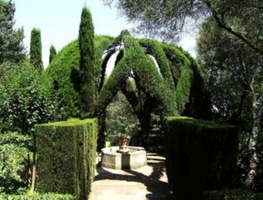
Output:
(0, 192), (74, 200)
(0, 62), (56, 134)
(35, 118), (97, 200)
(0, 132), (30, 194)
(203, 189), (263, 200)
(165, 117), (239, 200)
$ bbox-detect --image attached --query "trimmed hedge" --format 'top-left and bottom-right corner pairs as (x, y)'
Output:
(35, 118), (97, 200)
(165, 117), (239, 200)
(0, 193), (74, 200)
(45, 36), (114, 119)
(139, 39), (175, 91)
(161, 44), (193, 113)
(45, 40), (81, 119)
(98, 36), (178, 116)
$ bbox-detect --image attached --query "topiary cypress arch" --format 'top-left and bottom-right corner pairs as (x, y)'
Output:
(45, 33), (210, 150)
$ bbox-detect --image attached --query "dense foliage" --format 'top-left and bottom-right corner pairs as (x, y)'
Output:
(0, 0), (26, 64)
(0, 62), (56, 134)
(0, 132), (30, 194)
(49, 44), (57, 64)
(45, 36), (114, 120)
(0, 192), (74, 200)
(45, 41), (80, 120)
(203, 189), (263, 200)
(46, 30), (209, 150)
(30, 28), (43, 71)
(2, 4), (262, 198)
(105, 91), (139, 145)
(165, 117), (239, 199)
(198, 16), (263, 191)
(78, 7), (95, 117)
(0, 62), (56, 193)
(113, 0), (263, 55)
(35, 118), (97, 200)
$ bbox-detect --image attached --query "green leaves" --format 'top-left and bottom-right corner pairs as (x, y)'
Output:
(49, 44), (57, 64)
(0, 62), (56, 134)
(0, 0), (26, 64)
(0, 131), (30, 193)
(0, 192), (74, 199)
(79, 7), (95, 117)
(30, 28), (43, 71)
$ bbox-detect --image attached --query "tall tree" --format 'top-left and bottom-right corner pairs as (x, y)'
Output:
(49, 44), (57, 64)
(30, 28), (43, 71)
(78, 7), (95, 117)
(113, 0), (263, 55)
(0, 0), (26, 64)
(197, 17), (263, 191)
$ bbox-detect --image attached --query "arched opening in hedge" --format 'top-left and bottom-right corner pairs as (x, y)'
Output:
(46, 33), (211, 150)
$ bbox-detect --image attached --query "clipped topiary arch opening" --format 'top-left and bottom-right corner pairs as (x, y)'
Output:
(95, 34), (211, 150)
(46, 32), (211, 150)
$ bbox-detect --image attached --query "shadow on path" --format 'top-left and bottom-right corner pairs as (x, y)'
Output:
(93, 154), (175, 200)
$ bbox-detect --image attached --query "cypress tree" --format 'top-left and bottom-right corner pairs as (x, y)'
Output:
(30, 28), (43, 71)
(49, 44), (57, 64)
(78, 7), (95, 117)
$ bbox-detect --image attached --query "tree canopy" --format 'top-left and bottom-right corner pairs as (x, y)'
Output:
(113, 0), (263, 55)
(198, 16), (263, 191)
(0, 0), (26, 64)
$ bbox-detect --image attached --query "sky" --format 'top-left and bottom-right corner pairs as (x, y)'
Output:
(13, 0), (196, 68)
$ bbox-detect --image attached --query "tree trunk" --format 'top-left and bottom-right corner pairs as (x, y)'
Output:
(244, 92), (259, 189)
(138, 113), (151, 147)
(97, 112), (106, 151)
(30, 132), (36, 192)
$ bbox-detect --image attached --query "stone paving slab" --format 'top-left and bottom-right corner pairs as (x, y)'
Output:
(89, 153), (175, 200)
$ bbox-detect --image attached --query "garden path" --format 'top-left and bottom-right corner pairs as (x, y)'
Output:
(89, 153), (175, 200)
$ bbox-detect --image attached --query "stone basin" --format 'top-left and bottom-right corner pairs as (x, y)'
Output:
(101, 146), (147, 169)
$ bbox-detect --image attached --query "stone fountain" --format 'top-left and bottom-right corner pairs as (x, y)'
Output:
(101, 138), (147, 169)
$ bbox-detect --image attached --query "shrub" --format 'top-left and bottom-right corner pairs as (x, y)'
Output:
(0, 63), (56, 134)
(165, 117), (239, 200)
(0, 192), (74, 200)
(203, 189), (263, 200)
(35, 118), (97, 200)
(0, 132), (30, 194)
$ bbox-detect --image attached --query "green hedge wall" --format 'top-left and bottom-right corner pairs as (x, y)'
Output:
(35, 118), (97, 200)
(165, 117), (239, 200)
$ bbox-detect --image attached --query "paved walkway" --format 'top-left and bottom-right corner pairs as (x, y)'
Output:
(89, 153), (175, 200)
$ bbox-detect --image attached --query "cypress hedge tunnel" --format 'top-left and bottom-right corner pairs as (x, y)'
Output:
(46, 32), (212, 149)
(42, 29), (238, 198)
(29, 8), (240, 200)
